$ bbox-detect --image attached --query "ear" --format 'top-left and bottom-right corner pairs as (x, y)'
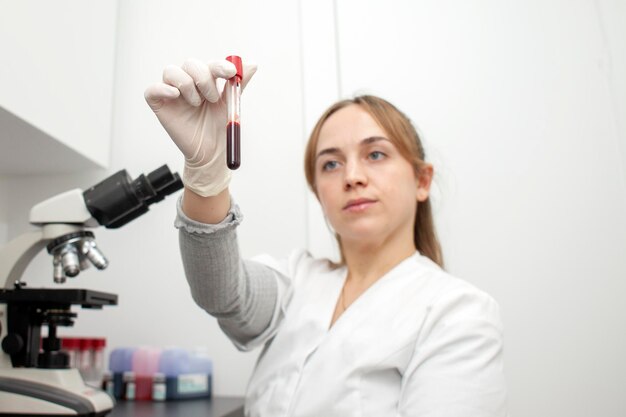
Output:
(416, 164), (433, 202)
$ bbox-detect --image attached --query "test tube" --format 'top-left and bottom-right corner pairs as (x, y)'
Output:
(225, 55), (243, 170)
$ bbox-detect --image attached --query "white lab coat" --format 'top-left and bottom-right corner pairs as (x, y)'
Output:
(234, 250), (507, 417)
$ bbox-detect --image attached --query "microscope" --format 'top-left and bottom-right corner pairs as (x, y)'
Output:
(0, 165), (183, 416)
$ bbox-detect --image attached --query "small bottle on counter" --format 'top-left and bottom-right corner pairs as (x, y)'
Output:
(90, 338), (106, 387)
(102, 371), (114, 397)
(109, 347), (137, 399)
(61, 338), (81, 369)
(152, 373), (166, 401)
(78, 338), (94, 383)
(158, 347), (213, 400)
(123, 371), (136, 401)
(132, 346), (162, 400)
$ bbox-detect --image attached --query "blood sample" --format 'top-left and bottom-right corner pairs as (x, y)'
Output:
(225, 55), (243, 170)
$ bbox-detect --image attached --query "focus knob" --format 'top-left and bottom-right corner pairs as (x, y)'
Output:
(2, 333), (24, 355)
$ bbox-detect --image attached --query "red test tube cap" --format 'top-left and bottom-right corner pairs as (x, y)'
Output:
(79, 338), (93, 350)
(226, 55), (243, 80)
(93, 338), (106, 349)
(61, 338), (80, 350)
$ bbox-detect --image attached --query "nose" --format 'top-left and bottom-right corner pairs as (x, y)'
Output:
(343, 159), (367, 191)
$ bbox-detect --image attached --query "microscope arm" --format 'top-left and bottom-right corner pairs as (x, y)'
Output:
(1, 231), (44, 290)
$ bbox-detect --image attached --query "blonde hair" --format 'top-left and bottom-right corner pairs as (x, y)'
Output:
(303, 95), (444, 268)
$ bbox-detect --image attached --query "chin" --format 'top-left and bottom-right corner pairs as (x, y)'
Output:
(337, 225), (385, 245)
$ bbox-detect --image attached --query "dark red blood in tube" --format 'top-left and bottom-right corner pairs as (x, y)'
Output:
(227, 121), (241, 170)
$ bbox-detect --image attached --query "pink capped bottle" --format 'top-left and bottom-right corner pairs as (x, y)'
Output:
(132, 347), (162, 400)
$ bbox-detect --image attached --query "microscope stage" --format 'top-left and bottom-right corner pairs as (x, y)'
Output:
(0, 288), (117, 308)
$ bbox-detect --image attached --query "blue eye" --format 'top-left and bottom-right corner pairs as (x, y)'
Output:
(322, 160), (339, 171)
(369, 151), (385, 161)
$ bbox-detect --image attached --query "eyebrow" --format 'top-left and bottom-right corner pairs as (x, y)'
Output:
(315, 136), (390, 160)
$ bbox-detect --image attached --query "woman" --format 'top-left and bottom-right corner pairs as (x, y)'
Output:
(145, 58), (507, 416)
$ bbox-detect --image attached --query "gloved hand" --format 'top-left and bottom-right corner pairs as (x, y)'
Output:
(145, 58), (257, 197)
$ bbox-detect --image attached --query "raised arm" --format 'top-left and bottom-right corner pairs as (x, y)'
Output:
(175, 194), (281, 349)
(145, 58), (284, 349)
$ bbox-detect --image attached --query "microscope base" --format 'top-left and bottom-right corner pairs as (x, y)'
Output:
(0, 368), (114, 416)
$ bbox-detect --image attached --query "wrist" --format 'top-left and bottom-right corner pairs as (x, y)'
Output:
(182, 187), (231, 224)
(183, 158), (231, 197)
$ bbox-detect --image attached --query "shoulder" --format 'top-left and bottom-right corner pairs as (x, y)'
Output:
(412, 253), (503, 332)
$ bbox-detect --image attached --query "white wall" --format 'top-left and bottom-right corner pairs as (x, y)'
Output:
(2, 0), (625, 414)
(0, 0), (117, 170)
(328, 1), (626, 416)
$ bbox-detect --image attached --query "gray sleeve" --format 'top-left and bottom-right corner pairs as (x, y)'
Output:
(174, 195), (281, 348)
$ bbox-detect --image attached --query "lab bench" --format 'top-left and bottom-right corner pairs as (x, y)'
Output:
(109, 397), (245, 417)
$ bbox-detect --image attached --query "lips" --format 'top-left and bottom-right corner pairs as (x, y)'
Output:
(343, 198), (377, 212)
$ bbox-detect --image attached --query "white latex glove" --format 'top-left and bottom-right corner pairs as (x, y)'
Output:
(144, 58), (257, 197)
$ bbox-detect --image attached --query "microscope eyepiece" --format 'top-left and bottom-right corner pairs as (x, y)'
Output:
(83, 164), (183, 229)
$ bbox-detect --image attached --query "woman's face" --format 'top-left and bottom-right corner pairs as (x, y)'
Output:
(314, 104), (432, 250)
